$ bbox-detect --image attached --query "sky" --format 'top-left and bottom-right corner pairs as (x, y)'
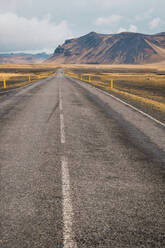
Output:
(0, 0), (164, 53)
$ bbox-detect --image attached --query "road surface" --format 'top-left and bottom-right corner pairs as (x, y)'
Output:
(0, 70), (165, 248)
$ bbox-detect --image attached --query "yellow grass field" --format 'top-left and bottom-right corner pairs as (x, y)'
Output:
(0, 64), (58, 89)
(0, 72), (29, 80)
(61, 62), (165, 73)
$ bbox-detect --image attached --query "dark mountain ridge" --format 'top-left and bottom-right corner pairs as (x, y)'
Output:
(47, 31), (165, 64)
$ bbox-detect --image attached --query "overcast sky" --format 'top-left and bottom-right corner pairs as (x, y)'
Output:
(0, 0), (164, 53)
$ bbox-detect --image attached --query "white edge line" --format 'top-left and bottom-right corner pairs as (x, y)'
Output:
(69, 77), (165, 128)
(96, 87), (165, 128)
(0, 76), (55, 95)
(0, 82), (33, 94)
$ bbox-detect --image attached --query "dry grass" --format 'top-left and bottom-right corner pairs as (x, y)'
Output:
(101, 73), (165, 104)
(0, 64), (58, 89)
(2, 62), (164, 71)
(62, 62), (165, 74)
(111, 88), (165, 113)
(0, 73), (29, 80)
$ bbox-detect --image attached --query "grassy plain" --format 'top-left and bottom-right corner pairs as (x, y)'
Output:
(0, 64), (59, 89)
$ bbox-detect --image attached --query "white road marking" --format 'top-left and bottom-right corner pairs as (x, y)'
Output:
(59, 87), (65, 144)
(0, 82), (34, 94)
(60, 113), (66, 144)
(0, 76), (55, 95)
(61, 156), (77, 248)
(59, 88), (63, 112)
(96, 88), (165, 128)
(70, 77), (165, 128)
(59, 85), (77, 248)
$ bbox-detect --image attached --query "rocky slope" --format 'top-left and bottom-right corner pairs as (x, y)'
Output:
(47, 32), (165, 64)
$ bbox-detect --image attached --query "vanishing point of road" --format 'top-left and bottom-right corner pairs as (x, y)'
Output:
(0, 70), (164, 248)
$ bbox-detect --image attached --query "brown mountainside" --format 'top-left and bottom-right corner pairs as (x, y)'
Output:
(47, 32), (165, 64)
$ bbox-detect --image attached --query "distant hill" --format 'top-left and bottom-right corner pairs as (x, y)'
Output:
(47, 31), (165, 64)
(0, 52), (51, 64)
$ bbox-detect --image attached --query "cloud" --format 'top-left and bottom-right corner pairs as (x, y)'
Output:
(0, 12), (72, 52)
(0, 1), (164, 52)
(129, 24), (137, 32)
(135, 8), (153, 21)
(149, 17), (160, 29)
(117, 24), (137, 33)
(95, 15), (122, 26)
(94, 0), (131, 8)
(118, 27), (127, 33)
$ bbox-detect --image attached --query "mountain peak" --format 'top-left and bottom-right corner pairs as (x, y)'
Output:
(88, 31), (97, 35)
(80, 31), (100, 38)
(48, 31), (165, 64)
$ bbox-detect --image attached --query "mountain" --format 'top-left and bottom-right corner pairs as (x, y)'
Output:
(0, 52), (51, 64)
(47, 31), (165, 64)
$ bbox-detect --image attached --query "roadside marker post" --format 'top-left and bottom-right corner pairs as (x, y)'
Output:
(89, 75), (91, 83)
(29, 75), (31, 83)
(111, 80), (113, 89)
(3, 80), (6, 89)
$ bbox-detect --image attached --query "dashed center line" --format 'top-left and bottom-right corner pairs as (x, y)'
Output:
(60, 113), (66, 144)
(59, 86), (66, 144)
(61, 156), (77, 248)
(59, 85), (77, 248)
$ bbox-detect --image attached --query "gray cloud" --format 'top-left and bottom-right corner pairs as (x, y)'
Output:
(0, 0), (164, 52)
(149, 17), (161, 30)
(0, 12), (72, 52)
(95, 15), (122, 26)
(118, 24), (137, 33)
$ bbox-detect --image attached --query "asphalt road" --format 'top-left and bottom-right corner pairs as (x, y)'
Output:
(0, 70), (164, 248)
